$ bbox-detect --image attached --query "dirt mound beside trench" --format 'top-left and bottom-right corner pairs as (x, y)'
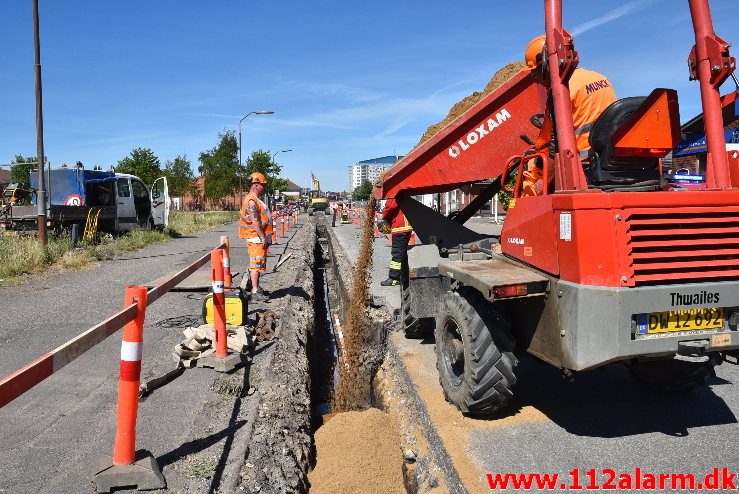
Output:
(415, 61), (527, 148)
(308, 408), (404, 493)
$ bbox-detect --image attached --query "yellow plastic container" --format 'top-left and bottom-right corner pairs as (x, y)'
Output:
(202, 292), (248, 326)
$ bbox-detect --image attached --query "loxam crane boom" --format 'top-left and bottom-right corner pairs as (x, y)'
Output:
(379, 0), (739, 416)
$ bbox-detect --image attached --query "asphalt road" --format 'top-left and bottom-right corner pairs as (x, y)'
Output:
(0, 221), (300, 494)
(332, 215), (739, 493)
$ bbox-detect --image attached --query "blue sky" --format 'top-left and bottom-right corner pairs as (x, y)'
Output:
(1, 1), (737, 191)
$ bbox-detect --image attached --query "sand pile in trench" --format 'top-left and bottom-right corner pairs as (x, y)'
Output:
(308, 408), (404, 493)
(335, 195), (378, 410)
(415, 61), (527, 148)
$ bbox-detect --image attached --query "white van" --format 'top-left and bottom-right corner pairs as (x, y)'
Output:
(114, 174), (169, 231)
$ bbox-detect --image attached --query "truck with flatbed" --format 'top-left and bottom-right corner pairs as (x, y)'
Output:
(379, 0), (739, 416)
(0, 166), (169, 234)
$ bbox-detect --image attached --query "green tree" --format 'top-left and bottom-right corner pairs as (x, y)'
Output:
(116, 148), (162, 186)
(352, 179), (373, 201)
(10, 155), (36, 184)
(244, 150), (289, 194)
(198, 130), (240, 203)
(164, 154), (195, 197)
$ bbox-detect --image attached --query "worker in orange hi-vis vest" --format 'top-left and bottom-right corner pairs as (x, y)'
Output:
(239, 172), (274, 302)
(521, 35), (617, 196)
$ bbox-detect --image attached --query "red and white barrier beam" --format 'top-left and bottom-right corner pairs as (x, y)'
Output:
(0, 304), (138, 409)
(0, 241), (226, 409)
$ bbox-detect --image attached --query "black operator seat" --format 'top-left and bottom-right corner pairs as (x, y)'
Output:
(585, 88), (680, 192)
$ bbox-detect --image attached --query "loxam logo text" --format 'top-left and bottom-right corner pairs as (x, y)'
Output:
(507, 237), (525, 245)
(448, 109), (512, 158)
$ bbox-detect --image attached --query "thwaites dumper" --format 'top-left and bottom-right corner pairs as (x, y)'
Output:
(379, 0), (739, 416)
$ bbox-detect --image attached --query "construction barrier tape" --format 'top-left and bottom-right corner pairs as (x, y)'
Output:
(120, 341), (143, 362)
(212, 281), (225, 293)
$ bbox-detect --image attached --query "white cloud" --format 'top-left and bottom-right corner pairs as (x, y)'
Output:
(277, 79), (386, 103)
(571, 0), (656, 37)
(247, 86), (469, 141)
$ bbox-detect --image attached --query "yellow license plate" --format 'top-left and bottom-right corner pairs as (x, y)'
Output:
(636, 308), (724, 335)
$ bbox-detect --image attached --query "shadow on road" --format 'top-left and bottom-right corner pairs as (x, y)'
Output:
(505, 357), (737, 438)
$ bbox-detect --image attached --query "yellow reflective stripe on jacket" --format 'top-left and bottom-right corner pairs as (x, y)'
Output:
(390, 216), (412, 233)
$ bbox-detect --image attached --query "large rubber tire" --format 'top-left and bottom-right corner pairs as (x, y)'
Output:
(630, 357), (718, 393)
(435, 288), (517, 416)
(401, 283), (434, 339)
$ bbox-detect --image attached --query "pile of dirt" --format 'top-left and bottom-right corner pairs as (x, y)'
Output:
(335, 196), (380, 410)
(415, 61), (527, 148)
(308, 408), (404, 493)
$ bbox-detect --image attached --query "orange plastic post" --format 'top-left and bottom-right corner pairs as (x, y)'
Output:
(280, 216), (285, 237)
(211, 249), (227, 359)
(220, 236), (232, 291)
(272, 219), (278, 244)
(112, 286), (148, 466)
(409, 232), (416, 247)
(285, 213), (290, 231)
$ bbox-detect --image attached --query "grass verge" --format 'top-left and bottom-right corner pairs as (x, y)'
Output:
(0, 210), (239, 285)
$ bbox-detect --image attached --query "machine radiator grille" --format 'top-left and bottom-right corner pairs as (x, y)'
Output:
(624, 208), (739, 286)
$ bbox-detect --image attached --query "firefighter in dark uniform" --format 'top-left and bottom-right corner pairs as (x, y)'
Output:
(380, 197), (413, 286)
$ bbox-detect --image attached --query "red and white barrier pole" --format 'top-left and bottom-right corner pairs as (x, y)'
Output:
(113, 286), (147, 465)
(194, 249), (241, 372)
(220, 236), (232, 291)
(211, 249), (228, 359)
(94, 286), (165, 492)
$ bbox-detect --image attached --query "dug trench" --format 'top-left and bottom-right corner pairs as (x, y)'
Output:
(237, 212), (465, 493)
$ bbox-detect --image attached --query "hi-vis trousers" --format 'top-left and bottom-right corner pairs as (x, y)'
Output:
(389, 231), (411, 280)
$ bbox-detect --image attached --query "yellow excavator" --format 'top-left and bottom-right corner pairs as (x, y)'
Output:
(308, 173), (331, 216)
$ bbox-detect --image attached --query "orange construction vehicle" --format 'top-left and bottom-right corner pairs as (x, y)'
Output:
(379, 0), (739, 416)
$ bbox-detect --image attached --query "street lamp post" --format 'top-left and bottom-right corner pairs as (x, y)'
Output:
(238, 110), (274, 206)
(33, 0), (47, 245)
(271, 149), (293, 162)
